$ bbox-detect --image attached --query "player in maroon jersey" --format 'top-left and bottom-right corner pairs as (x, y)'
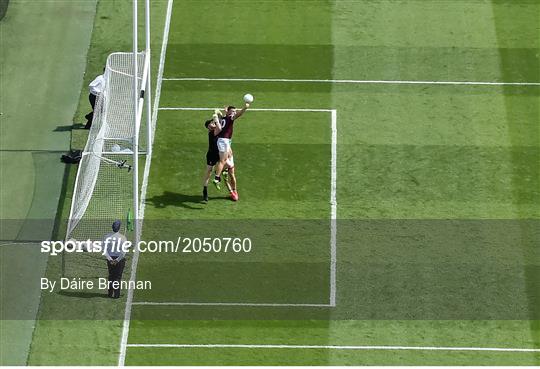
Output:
(212, 103), (249, 200)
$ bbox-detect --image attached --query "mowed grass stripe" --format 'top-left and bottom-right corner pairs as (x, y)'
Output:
(167, 1), (332, 45)
(333, 91), (539, 147)
(133, 261), (331, 304)
(338, 145), (539, 206)
(161, 79), (540, 91)
(157, 83), (333, 112)
(125, 345), (540, 366)
(125, 320), (539, 347)
(154, 110), (331, 144)
(164, 44), (334, 80)
(331, 1), (539, 49)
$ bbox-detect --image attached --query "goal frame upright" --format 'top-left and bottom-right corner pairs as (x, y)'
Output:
(132, 0), (153, 250)
(131, 0), (139, 252)
(62, 0), (152, 276)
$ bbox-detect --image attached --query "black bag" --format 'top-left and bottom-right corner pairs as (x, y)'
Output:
(61, 149), (82, 164)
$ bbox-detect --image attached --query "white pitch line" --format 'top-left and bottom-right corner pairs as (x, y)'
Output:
(118, 0), (174, 366)
(329, 109), (337, 307)
(132, 302), (332, 307)
(126, 343), (540, 353)
(163, 77), (540, 86)
(0, 242), (40, 247)
(159, 107), (333, 112)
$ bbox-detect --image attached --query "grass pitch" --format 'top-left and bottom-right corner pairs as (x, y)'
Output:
(28, 0), (539, 365)
(125, 0), (539, 365)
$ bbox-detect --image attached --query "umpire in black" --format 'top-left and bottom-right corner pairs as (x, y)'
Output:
(103, 220), (128, 298)
(85, 68), (105, 129)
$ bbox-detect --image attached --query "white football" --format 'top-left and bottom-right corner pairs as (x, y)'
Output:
(111, 144), (121, 152)
(243, 93), (254, 103)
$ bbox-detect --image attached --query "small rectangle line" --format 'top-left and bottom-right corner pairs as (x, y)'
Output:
(125, 343), (540, 353)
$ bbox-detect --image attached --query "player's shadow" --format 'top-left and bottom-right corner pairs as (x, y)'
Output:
(53, 124), (74, 132)
(54, 123), (86, 131)
(145, 191), (229, 210)
(58, 291), (108, 299)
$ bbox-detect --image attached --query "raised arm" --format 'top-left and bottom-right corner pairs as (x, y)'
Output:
(234, 102), (250, 120)
(212, 113), (222, 135)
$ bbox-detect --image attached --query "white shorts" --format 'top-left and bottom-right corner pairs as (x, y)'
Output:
(217, 138), (231, 153)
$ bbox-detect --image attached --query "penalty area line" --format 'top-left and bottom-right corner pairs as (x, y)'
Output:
(329, 109), (337, 307)
(132, 302), (332, 307)
(159, 107), (333, 112)
(141, 107), (338, 308)
(162, 77), (540, 87)
(126, 343), (540, 353)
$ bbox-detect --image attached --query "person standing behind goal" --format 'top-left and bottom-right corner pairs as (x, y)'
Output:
(103, 220), (128, 299)
(85, 68), (105, 129)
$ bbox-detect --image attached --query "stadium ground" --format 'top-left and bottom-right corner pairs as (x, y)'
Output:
(0, 0), (97, 364)
(27, 0), (539, 365)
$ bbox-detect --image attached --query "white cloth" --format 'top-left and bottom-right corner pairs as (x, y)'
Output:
(103, 232), (128, 261)
(217, 137), (231, 153)
(89, 74), (105, 95)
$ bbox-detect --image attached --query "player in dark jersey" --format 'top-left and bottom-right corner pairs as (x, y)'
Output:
(206, 119), (220, 166)
(202, 116), (237, 202)
(212, 103), (249, 197)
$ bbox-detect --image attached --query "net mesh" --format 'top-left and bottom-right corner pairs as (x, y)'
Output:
(64, 52), (147, 277)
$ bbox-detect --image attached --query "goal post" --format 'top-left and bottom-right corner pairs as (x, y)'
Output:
(63, 51), (149, 277)
(132, 0), (140, 262)
(63, 0), (152, 278)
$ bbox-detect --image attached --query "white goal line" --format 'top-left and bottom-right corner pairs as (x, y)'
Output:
(132, 302), (332, 307)
(126, 343), (540, 353)
(163, 77), (540, 87)
(159, 107), (334, 112)
(118, 0), (174, 366)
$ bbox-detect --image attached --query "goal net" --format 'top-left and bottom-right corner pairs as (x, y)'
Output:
(63, 52), (148, 277)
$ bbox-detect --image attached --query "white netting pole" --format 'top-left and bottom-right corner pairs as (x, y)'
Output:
(145, 0), (152, 156)
(132, 0), (139, 243)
